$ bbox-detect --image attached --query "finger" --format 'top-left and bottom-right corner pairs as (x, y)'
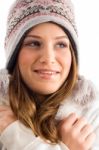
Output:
(73, 117), (87, 131)
(85, 132), (96, 148)
(0, 105), (10, 111)
(81, 124), (94, 139)
(60, 113), (79, 129)
(0, 110), (14, 118)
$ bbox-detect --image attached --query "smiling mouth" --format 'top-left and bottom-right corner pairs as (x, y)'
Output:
(34, 69), (60, 78)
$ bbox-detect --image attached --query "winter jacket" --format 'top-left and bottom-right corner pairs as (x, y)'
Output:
(0, 69), (99, 150)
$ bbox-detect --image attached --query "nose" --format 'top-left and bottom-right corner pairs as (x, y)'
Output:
(39, 44), (55, 64)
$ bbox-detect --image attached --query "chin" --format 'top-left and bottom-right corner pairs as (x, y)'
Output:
(35, 88), (59, 95)
(28, 83), (61, 95)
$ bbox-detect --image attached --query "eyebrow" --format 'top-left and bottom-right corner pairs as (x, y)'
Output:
(25, 35), (68, 40)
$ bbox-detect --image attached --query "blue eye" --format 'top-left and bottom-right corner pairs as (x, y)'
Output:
(29, 41), (41, 47)
(23, 40), (41, 47)
(56, 42), (67, 48)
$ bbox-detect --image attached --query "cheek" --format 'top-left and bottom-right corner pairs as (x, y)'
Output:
(66, 54), (72, 67)
(59, 50), (72, 69)
(18, 49), (34, 67)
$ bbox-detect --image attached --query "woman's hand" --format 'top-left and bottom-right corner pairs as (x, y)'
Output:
(0, 105), (17, 134)
(58, 113), (96, 150)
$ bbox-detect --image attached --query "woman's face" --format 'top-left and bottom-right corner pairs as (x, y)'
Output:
(18, 22), (72, 95)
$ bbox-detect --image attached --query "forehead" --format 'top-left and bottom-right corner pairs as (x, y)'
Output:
(26, 22), (68, 38)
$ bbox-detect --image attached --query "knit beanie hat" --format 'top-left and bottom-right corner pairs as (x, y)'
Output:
(5, 0), (79, 73)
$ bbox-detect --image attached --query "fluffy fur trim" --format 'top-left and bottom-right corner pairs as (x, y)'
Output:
(56, 76), (99, 120)
(0, 69), (9, 105)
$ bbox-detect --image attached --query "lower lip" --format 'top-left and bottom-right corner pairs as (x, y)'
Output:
(34, 72), (59, 80)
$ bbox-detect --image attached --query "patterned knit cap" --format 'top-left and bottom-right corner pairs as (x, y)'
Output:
(5, 0), (79, 72)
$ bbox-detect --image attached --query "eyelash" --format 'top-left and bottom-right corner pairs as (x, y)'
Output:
(56, 42), (68, 48)
(24, 41), (41, 47)
(24, 40), (68, 48)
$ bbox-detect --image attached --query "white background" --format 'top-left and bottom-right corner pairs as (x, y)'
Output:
(0, 0), (99, 88)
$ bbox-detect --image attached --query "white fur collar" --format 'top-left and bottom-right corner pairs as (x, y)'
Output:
(68, 75), (98, 105)
(0, 69), (9, 105)
(56, 76), (99, 120)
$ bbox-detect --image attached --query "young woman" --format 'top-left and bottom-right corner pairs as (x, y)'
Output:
(0, 0), (99, 149)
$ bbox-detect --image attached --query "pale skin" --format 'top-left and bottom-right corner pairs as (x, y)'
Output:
(0, 22), (95, 149)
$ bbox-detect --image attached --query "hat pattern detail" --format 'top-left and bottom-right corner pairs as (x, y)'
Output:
(5, 0), (77, 45)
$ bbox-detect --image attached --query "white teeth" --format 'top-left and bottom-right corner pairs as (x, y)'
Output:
(38, 71), (56, 74)
(35, 70), (58, 75)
